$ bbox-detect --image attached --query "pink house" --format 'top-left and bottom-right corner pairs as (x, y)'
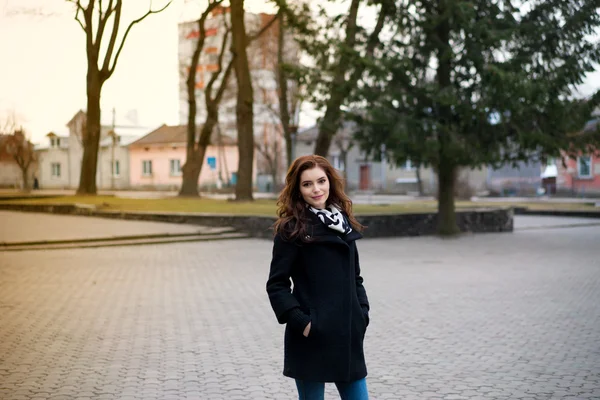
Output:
(128, 124), (252, 190)
(556, 151), (600, 195)
(555, 119), (600, 195)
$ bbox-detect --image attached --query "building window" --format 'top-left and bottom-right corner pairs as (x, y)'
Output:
(170, 159), (182, 176)
(577, 156), (592, 178)
(142, 160), (153, 176)
(332, 155), (345, 171)
(51, 163), (61, 177)
(50, 137), (61, 148)
(112, 160), (120, 177)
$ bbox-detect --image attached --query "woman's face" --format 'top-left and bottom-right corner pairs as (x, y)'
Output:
(299, 166), (330, 209)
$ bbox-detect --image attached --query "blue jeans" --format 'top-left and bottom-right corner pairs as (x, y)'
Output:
(295, 378), (369, 400)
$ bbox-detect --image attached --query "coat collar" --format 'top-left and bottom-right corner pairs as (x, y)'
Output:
(304, 210), (363, 245)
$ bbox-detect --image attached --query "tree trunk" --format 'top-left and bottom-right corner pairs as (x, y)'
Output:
(315, 105), (343, 157)
(21, 167), (30, 192)
(180, 7), (208, 197)
(180, 114), (218, 196)
(180, 60), (200, 197)
(276, 14), (293, 167)
(180, 83), (200, 196)
(78, 73), (102, 195)
(231, 0), (254, 201)
(434, 0), (459, 236)
(416, 165), (424, 196)
(179, 148), (206, 196)
(437, 160), (459, 236)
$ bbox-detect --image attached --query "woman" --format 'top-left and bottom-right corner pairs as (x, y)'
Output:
(266, 155), (370, 400)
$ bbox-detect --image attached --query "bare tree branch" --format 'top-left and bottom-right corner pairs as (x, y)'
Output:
(214, 59), (236, 104)
(95, 0), (116, 54)
(107, 0), (172, 76)
(98, 0), (104, 32)
(247, 11), (280, 44)
(82, 0), (97, 61)
(205, 12), (230, 97)
(66, 0), (88, 32)
(76, 8), (87, 31)
(66, 0), (86, 15)
(102, 0), (122, 75)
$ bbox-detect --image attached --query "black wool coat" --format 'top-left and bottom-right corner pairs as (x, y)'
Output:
(266, 211), (370, 382)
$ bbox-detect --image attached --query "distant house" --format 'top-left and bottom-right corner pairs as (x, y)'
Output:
(486, 160), (543, 196)
(35, 132), (70, 188)
(485, 117), (600, 196)
(295, 122), (419, 193)
(35, 110), (147, 189)
(556, 118), (600, 195)
(128, 124), (246, 190)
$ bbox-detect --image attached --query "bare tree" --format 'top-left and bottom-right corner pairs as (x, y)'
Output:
(180, 3), (280, 197)
(230, 0), (254, 201)
(313, 0), (392, 157)
(255, 81), (302, 191)
(276, 13), (292, 167)
(274, 12), (304, 167)
(254, 128), (282, 193)
(180, 0), (227, 197)
(0, 114), (36, 191)
(229, 1), (280, 201)
(66, 0), (172, 195)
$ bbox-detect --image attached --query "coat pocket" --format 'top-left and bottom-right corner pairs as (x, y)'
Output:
(358, 309), (368, 339)
(308, 308), (318, 338)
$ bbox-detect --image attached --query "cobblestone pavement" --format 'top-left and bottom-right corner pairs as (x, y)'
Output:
(514, 215), (600, 230)
(0, 211), (207, 243)
(0, 221), (599, 399)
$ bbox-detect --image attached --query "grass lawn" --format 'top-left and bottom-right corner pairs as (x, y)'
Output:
(1, 195), (598, 216)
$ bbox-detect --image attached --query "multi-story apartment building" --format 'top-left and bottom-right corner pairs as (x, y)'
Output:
(178, 6), (297, 190)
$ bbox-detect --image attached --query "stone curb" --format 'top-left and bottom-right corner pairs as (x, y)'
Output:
(0, 227), (237, 248)
(1, 232), (250, 252)
(513, 207), (600, 219)
(0, 202), (514, 238)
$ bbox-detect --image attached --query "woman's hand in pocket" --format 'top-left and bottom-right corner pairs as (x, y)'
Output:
(303, 321), (311, 337)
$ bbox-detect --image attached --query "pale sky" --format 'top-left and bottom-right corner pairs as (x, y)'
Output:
(1, 0), (599, 145)
(0, 0), (283, 144)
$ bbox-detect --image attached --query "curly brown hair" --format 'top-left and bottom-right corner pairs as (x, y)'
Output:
(273, 155), (363, 241)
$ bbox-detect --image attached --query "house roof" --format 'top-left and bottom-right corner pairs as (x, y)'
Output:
(46, 131), (68, 138)
(128, 124), (236, 146)
(66, 109), (86, 127)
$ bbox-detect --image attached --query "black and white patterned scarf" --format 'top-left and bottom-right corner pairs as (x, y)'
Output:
(307, 204), (353, 235)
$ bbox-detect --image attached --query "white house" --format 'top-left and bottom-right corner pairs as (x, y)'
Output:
(35, 110), (146, 190)
(35, 132), (70, 188)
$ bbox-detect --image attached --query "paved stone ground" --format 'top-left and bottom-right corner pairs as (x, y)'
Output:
(514, 215), (600, 230)
(0, 219), (599, 399)
(0, 211), (208, 243)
